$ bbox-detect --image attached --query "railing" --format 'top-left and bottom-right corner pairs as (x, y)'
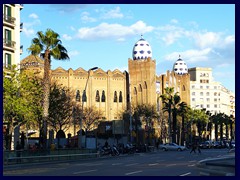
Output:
(4, 148), (98, 165)
(3, 38), (16, 49)
(3, 14), (16, 25)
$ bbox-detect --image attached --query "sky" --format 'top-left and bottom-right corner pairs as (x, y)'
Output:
(20, 4), (235, 93)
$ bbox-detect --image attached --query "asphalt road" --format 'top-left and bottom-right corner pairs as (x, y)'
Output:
(3, 148), (232, 176)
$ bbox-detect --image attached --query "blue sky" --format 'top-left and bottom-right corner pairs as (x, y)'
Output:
(20, 4), (235, 93)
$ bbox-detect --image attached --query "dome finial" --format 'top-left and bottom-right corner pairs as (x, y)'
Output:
(179, 54), (181, 59)
(141, 34), (143, 39)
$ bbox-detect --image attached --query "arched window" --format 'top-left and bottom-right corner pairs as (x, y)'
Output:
(138, 84), (142, 92)
(114, 91), (117, 102)
(143, 81), (147, 89)
(134, 87), (137, 95)
(101, 90), (106, 102)
(76, 90), (80, 102)
(119, 91), (123, 102)
(82, 90), (87, 102)
(182, 85), (186, 91)
(96, 90), (100, 102)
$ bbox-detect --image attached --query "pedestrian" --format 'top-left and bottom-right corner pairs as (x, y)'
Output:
(197, 143), (201, 154)
(190, 143), (196, 154)
(16, 141), (22, 163)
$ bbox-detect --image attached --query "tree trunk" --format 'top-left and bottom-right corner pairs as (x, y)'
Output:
(42, 50), (51, 149)
(181, 116), (185, 146)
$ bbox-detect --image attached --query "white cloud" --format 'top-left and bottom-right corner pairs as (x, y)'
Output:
(81, 12), (97, 23)
(76, 21), (154, 41)
(216, 63), (231, 68)
(170, 19), (178, 24)
(29, 13), (38, 19)
(193, 32), (221, 49)
(22, 28), (35, 37)
(62, 34), (72, 41)
(101, 6), (124, 19)
(164, 48), (212, 63)
(69, 50), (80, 57)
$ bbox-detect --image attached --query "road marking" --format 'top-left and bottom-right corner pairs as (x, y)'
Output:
(166, 164), (177, 167)
(188, 164), (195, 167)
(149, 163), (159, 166)
(73, 169), (97, 174)
(125, 170), (142, 175)
(180, 172), (191, 176)
(112, 163), (122, 166)
(125, 163), (139, 166)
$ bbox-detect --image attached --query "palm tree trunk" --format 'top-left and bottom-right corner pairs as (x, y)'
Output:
(181, 116), (185, 146)
(42, 50), (51, 149)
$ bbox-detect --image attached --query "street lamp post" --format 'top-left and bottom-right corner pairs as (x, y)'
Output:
(79, 67), (98, 149)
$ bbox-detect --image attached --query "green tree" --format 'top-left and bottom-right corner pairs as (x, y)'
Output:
(160, 87), (181, 143)
(28, 29), (69, 149)
(3, 66), (43, 150)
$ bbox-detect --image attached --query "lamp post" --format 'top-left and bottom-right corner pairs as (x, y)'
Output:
(79, 67), (98, 149)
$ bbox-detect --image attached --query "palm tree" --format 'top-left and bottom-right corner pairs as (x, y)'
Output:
(178, 102), (188, 146)
(160, 87), (181, 143)
(28, 29), (69, 149)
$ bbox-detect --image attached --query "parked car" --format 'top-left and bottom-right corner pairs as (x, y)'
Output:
(159, 143), (186, 151)
(199, 141), (213, 149)
(212, 141), (222, 149)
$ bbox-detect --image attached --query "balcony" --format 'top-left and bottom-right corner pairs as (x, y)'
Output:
(20, 22), (23, 32)
(20, 45), (23, 54)
(20, 4), (24, 10)
(3, 14), (16, 27)
(3, 39), (16, 51)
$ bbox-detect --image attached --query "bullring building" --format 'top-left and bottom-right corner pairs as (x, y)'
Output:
(20, 36), (215, 137)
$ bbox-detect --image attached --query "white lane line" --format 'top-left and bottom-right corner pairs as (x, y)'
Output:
(180, 172), (191, 176)
(125, 170), (143, 176)
(112, 163), (123, 166)
(73, 169), (97, 174)
(149, 163), (159, 166)
(166, 164), (177, 167)
(188, 164), (195, 167)
(125, 163), (139, 167)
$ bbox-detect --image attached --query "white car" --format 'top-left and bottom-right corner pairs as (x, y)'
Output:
(159, 143), (186, 151)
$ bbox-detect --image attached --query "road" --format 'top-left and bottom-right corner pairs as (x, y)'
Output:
(3, 148), (232, 176)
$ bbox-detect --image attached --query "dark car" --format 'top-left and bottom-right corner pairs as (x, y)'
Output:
(199, 141), (212, 149)
(212, 141), (222, 149)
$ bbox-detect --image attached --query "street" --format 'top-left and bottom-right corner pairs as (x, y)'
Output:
(3, 148), (232, 176)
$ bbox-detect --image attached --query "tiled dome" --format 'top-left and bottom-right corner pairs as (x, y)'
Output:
(173, 56), (188, 75)
(132, 36), (152, 60)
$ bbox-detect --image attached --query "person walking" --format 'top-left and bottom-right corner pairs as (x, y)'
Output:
(190, 143), (196, 154)
(197, 143), (201, 154)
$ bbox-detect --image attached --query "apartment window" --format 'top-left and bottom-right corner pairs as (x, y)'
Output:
(4, 5), (11, 21)
(206, 98), (210, 102)
(101, 90), (106, 102)
(119, 91), (123, 103)
(207, 104), (210, 108)
(114, 91), (117, 102)
(214, 104), (218, 108)
(200, 92), (203, 96)
(192, 98), (195, 101)
(214, 86), (217, 89)
(206, 92), (210, 96)
(200, 104), (204, 108)
(192, 92), (195, 96)
(192, 85), (195, 89)
(214, 98), (217, 102)
(214, 92), (217, 96)
(200, 86), (203, 89)
(4, 53), (11, 68)
(206, 86), (209, 89)
(95, 90), (100, 102)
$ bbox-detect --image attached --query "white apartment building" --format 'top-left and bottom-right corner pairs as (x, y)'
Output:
(189, 67), (235, 117)
(3, 4), (23, 69)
